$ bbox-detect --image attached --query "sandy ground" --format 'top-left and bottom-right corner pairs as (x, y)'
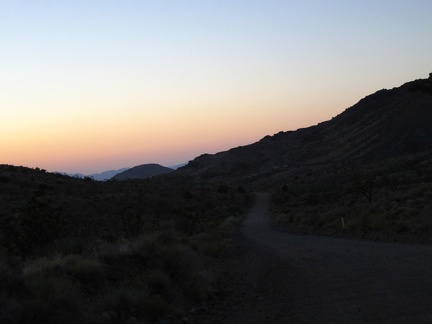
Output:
(192, 193), (432, 323)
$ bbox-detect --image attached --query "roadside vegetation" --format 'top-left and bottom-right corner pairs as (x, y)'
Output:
(271, 150), (432, 243)
(0, 165), (252, 323)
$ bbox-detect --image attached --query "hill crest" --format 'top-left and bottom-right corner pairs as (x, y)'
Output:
(112, 163), (173, 180)
(175, 73), (432, 187)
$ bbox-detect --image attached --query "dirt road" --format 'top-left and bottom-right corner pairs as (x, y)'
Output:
(198, 193), (432, 323)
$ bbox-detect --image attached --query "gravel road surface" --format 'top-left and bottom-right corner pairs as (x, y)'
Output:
(197, 193), (432, 323)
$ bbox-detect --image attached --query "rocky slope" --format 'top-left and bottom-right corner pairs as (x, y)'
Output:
(175, 73), (432, 188)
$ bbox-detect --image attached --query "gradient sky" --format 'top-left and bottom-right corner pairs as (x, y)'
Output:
(1, 1), (431, 174)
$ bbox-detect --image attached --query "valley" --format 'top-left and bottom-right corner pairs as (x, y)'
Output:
(1, 73), (432, 323)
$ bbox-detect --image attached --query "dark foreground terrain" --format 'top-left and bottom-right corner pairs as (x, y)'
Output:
(0, 165), (252, 323)
(196, 193), (432, 323)
(2, 73), (431, 323)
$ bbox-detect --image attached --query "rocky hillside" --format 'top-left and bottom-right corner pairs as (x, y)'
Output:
(176, 73), (432, 188)
(112, 163), (173, 180)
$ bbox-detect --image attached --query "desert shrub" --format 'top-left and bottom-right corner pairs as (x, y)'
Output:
(192, 216), (237, 257)
(391, 221), (409, 233)
(0, 263), (25, 322)
(137, 233), (159, 259)
(198, 239), (226, 257)
(2, 196), (64, 255)
(293, 211), (307, 224)
(3, 298), (59, 324)
(0, 166), (253, 322)
(315, 213), (341, 230)
(144, 294), (169, 319)
(23, 257), (56, 276)
(21, 275), (84, 324)
(23, 255), (106, 290)
(272, 211), (289, 224)
(0, 261), (22, 292)
(100, 287), (148, 320)
(48, 237), (90, 256)
(120, 210), (144, 241)
(0, 297), (19, 324)
(345, 211), (409, 233)
(156, 230), (182, 246)
(24, 274), (78, 300)
(301, 213), (320, 227)
(0, 175), (11, 183)
(346, 217), (363, 231)
(183, 189), (193, 200)
(155, 244), (197, 277)
(217, 184), (229, 194)
(174, 209), (203, 235)
(155, 244), (213, 302)
(367, 212), (392, 232)
(61, 255), (106, 289)
(148, 269), (171, 295)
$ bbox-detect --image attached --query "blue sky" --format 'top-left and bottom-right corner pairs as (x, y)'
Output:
(1, 1), (431, 173)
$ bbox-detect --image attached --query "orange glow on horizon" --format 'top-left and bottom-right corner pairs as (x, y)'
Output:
(1, 91), (353, 174)
(2, 2), (430, 174)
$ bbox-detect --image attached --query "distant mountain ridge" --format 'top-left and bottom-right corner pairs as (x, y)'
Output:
(112, 163), (173, 180)
(69, 163), (184, 181)
(89, 168), (130, 181)
(175, 73), (432, 187)
(68, 168), (129, 181)
(169, 163), (187, 170)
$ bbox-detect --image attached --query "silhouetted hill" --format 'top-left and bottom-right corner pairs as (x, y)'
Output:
(176, 73), (432, 188)
(112, 163), (173, 180)
(68, 168), (130, 180)
(169, 162), (187, 170)
(89, 168), (130, 180)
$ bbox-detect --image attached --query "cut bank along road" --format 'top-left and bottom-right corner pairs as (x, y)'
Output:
(232, 193), (432, 323)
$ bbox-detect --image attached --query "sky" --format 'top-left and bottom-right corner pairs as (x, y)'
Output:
(1, 1), (431, 174)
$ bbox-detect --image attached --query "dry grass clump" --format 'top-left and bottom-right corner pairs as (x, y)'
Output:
(92, 230), (216, 319)
(99, 286), (149, 321)
(2, 272), (85, 323)
(23, 255), (106, 289)
(1, 240), (207, 323)
(156, 243), (210, 301)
